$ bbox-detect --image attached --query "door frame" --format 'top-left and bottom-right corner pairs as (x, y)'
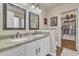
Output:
(60, 8), (77, 51)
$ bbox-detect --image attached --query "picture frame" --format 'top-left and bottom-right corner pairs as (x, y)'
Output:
(44, 18), (48, 25)
(50, 16), (57, 26)
(29, 12), (39, 30)
(3, 3), (26, 30)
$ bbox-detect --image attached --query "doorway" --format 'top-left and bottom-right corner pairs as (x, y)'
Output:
(61, 9), (76, 50)
(56, 9), (77, 56)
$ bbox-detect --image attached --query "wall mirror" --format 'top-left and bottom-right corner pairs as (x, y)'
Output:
(29, 12), (39, 30)
(3, 3), (26, 30)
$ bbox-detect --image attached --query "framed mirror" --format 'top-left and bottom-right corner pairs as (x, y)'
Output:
(29, 12), (39, 30)
(3, 3), (26, 30)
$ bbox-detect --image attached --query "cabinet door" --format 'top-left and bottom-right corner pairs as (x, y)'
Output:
(26, 47), (37, 56)
(43, 37), (50, 55)
(26, 40), (37, 56)
(37, 36), (49, 56)
(0, 44), (26, 56)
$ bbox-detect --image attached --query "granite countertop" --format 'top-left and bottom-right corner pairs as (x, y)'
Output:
(0, 33), (49, 52)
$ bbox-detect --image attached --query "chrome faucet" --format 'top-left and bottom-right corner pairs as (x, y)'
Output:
(16, 32), (20, 38)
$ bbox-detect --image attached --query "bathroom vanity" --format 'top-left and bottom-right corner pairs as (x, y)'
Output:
(0, 33), (50, 56)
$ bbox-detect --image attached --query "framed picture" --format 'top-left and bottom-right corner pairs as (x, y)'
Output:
(50, 16), (57, 26)
(44, 18), (48, 25)
(29, 12), (39, 30)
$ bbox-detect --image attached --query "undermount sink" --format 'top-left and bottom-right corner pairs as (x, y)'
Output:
(32, 34), (45, 37)
(11, 34), (45, 42)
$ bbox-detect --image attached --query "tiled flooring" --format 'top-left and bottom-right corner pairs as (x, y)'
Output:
(56, 39), (76, 56)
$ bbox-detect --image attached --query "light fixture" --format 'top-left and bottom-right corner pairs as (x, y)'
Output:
(32, 5), (35, 9)
(31, 3), (41, 13)
(36, 7), (39, 11)
(39, 9), (41, 13)
(32, 3), (35, 9)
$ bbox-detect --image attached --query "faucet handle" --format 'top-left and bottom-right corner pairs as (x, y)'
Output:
(16, 32), (20, 38)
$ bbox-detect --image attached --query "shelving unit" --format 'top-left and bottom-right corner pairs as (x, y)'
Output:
(61, 10), (76, 41)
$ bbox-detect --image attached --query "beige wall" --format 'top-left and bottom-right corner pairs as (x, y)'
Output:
(40, 8), (49, 29)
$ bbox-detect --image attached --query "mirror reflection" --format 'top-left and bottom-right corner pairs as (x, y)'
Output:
(3, 3), (26, 30)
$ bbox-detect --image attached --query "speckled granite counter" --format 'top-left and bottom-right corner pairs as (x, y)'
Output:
(0, 33), (49, 52)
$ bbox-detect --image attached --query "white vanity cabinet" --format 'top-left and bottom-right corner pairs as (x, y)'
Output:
(0, 35), (50, 56)
(25, 36), (50, 56)
(0, 44), (26, 56)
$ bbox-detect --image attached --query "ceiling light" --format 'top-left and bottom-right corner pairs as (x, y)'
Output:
(31, 3), (42, 13)
(36, 7), (39, 11)
(32, 5), (35, 9)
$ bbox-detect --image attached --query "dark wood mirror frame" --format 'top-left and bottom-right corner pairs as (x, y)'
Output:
(3, 3), (26, 30)
(29, 12), (39, 30)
